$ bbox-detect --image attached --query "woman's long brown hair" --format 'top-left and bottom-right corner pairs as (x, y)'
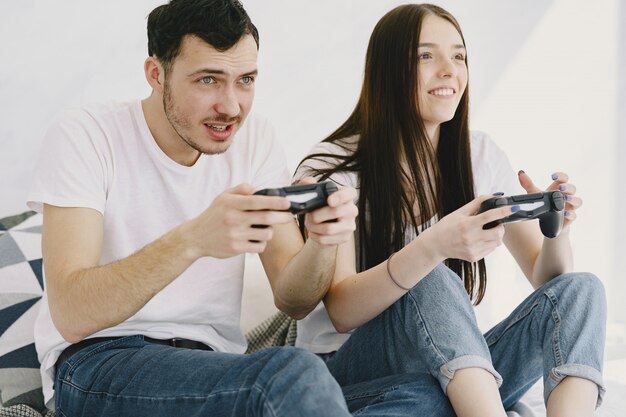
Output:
(298, 4), (487, 304)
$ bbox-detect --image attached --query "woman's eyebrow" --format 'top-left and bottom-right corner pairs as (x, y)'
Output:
(418, 42), (466, 50)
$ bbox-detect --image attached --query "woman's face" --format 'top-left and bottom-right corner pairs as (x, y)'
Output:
(416, 14), (468, 135)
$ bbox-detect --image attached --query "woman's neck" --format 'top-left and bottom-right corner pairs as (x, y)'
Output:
(425, 123), (441, 151)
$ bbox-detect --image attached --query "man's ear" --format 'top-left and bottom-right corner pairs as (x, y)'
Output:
(144, 56), (165, 93)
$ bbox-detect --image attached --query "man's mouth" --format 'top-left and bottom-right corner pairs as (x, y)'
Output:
(206, 124), (228, 131)
(204, 123), (235, 141)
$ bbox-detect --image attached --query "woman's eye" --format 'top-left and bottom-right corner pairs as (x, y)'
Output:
(418, 52), (432, 61)
(454, 54), (466, 61)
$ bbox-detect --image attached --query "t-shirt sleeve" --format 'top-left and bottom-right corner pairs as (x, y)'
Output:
(27, 109), (111, 214)
(247, 117), (291, 190)
(471, 131), (524, 197)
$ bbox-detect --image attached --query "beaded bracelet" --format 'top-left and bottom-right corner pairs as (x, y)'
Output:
(386, 252), (412, 291)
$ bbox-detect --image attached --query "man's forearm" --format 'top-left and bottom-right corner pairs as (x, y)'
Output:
(49, 223), (198, 343)
(272, 240), (338, 320)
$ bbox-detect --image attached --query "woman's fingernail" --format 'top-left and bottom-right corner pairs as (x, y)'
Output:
(511, 205), (521, 212)
(559, 184), (566, 191)
(551, 173), (558, 180)
(492, 192), (504, 196)
(518, 170), (525, 175)
(565, 210), (571, 217)
(565, 195), (573, 201)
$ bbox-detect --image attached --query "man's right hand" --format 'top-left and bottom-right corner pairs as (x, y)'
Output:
(186, 183), (295, 258)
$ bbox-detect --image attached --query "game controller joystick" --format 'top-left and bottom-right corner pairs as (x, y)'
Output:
(477, 190), (565, 238)
(254, 181), (339, 214)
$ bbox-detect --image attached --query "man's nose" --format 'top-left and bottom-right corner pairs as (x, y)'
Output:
(214, 86), (240, 117)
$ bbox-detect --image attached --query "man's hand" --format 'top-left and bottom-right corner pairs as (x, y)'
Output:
(187, 183), (295, 258)
(297, 177), (358, 246)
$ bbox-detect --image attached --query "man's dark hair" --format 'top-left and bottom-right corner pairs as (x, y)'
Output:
(147, 0), (259, 71)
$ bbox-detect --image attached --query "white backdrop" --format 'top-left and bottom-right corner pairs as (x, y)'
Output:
(1, 1), (624, 338)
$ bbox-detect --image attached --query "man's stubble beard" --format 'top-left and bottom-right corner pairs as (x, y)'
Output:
(162, 80), (230, 156)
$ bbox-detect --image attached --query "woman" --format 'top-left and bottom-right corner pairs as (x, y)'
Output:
(295, 4), (606, 417)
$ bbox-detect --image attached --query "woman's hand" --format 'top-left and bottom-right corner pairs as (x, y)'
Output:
(296, 177), (358, 246)
(426, 195), (518, 262)
(517, 170), (582, 232)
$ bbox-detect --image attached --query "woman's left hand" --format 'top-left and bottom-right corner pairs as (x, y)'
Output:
(517, 170), (582, 232)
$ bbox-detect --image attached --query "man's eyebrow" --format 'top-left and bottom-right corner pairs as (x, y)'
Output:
(188, 68), (258, 77)
(418, 42), (466, 50)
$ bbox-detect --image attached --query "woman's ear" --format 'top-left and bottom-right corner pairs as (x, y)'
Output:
(144, 56), (165, 94)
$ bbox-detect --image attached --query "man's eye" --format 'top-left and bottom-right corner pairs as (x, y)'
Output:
(200, 76), (215, 84)
(240, 76), (254, 85)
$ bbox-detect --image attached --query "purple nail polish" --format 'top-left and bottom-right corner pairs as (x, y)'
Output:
(565, 195), (573, 201)
(551, 173), (558, 180)
(511, 205), (521, 213)
(492, 192), (504, 196)
(565, 210), (571, 217)
(559, 184), (566, 191)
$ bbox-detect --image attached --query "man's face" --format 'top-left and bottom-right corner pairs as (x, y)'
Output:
(162, 34), (258, 155)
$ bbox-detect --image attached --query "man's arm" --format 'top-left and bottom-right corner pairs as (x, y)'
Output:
(43, 204), (199, 343)
(44, 184), (294, 343)
(260, 184), (358, 319)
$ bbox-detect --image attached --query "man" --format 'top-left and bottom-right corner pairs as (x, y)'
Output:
(27, 0), (356, 415)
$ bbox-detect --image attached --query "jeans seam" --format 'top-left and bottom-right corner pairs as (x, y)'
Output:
(545, 288), (564, 368)
(406, 290), (448, 365)
(485, 301), (539, 346)
(344, 383), (401, 402)
(251, 382), (278, 417)
(59, 379), (265, 402)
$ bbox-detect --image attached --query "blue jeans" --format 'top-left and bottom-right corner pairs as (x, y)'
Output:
(320, 263), (606, 416)
(54, 337), (351, 417)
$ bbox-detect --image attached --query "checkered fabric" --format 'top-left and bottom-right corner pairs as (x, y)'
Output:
(245, 311), (297, 353)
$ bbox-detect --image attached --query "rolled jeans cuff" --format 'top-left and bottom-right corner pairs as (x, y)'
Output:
(545, 364), (606, 408)
(438, 354), (503, 395)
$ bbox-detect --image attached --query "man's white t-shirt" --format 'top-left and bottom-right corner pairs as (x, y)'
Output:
(293, 131), (524, 354)
(28, 100), (290, 406)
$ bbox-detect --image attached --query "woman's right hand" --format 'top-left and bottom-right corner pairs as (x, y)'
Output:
(425, 195), (518, 262)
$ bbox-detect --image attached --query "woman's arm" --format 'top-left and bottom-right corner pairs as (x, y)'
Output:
(503, 171), (580, 288)
(323, 196), (516, 333)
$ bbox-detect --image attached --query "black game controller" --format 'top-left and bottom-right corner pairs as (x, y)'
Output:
(254, 181), (339, 214)
(477, 191), (565, 238)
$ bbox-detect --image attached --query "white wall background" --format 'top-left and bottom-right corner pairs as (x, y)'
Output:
(1, 1), (624, 344)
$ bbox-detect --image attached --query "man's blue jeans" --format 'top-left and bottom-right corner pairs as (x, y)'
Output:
(54, 340), (351, 416)
(321, 263), (607, 416)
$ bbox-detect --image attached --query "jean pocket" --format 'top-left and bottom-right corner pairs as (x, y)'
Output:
(62, 335), (145, 382)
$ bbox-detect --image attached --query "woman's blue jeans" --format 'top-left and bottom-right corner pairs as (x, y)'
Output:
(54, 340), (351, 416)
(321, 263), (607, 416)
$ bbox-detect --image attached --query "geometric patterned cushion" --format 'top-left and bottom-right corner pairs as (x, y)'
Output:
(0, 211), (46, 414)
(0, 404), (54, 417)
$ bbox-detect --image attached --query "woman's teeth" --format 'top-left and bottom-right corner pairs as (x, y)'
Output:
(430, 88), (454, 96)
